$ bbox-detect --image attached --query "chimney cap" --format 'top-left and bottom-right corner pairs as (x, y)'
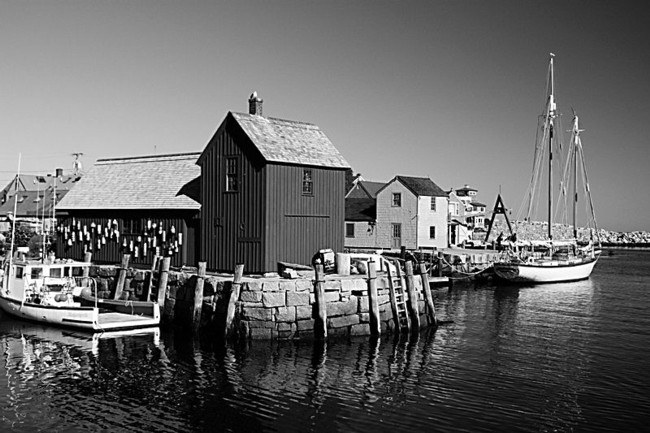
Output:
(249, 91), (262, 101)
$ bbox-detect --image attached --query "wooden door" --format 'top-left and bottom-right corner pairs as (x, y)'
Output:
(391, 223), (402, 249)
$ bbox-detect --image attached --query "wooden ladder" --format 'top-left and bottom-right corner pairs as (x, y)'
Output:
(385, 259), (410, 332)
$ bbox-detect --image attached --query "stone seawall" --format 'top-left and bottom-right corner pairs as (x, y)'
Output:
(86, 265), (432, 340)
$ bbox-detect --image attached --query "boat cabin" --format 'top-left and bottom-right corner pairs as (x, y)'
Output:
(1, 260), (92, 306)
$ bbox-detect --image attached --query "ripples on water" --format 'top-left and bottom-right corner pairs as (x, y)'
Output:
(1, 250), (649, 432)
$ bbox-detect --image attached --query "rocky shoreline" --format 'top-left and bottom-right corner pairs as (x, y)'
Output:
(488, 220), (650, 246)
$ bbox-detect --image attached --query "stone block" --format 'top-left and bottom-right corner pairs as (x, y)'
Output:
(262, 281), (280, 292)
(360, 313), (370, 323)
(245, 280), (264, 292)
(287, 291), (310, 306)
(328, 314), (359, 328)
(263, 292), (285, 308)
(296, 305), (313, 320)
(378, 294), (390, 306)
(350, 323), (370, 336)
(323, 281), (341, 291)
(250, 328), (273, 340)
(296, 319), (315, 331)
(247, 320), (276, 329)
(279, 280), (296, 292)
(240, 291), (263, 303)
(276, 306), (296, 323)
(327, 297), (358, 317)
(243, 307), (273, 321)
(295, 279), (313, 292)
(340, 279), (355, 294)
(324, 291), (339, 303)
(277, 322), (293, 332)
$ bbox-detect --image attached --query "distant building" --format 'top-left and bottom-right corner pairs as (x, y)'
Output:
(0, 169), (81, 232)
(344, 198), (378, 249)
(345, 178), (385, 199)
(447, 190), (470, 246)
(449, 184), (488, 243)
(55, 153), (201, 267)
(196, 93), (350, 273)
(375, 176), (448, 250)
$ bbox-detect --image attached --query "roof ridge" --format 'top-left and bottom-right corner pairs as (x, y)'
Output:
(97, 152), (202, 164)
(231, 111), (317, 127)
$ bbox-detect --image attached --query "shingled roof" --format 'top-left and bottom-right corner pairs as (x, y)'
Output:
(380, 175), (448, 198)
(57, 152), (201, 210)
(229, 112), (350, 169)
(345, 198), (376, 222)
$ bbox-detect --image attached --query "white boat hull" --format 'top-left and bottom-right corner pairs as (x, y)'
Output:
(493, 254), (599, 284)
(0, 294), (160, 332)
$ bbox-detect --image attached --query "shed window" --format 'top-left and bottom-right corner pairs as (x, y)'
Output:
(429, 226), (436, 239)
(392, 193), (401, 207)
(431, 197), (436, 212)
(302, 169), (313, 195)
(226, 157), (238, 192)
(124, 219), (142, 235)
(346, 223), (355, 238)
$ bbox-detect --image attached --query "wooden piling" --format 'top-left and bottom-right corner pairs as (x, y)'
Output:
(145, 255), (160, 302)
(437, 252), (444, 277)
(192, 262), (207, 332)
(114, 254), (130, 300)
(314, 264), (328, 340)
(224, 264), (245, 339)
(419, 261), (437, 326)
(404, 261), (420, 331)
(156, 257), (171, 307)
(82, 252), (92, 278)
(367, 261), (381, 337)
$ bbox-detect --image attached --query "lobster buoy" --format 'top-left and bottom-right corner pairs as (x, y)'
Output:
(80, 287), (93, 299)
(55, 294), (68, 302)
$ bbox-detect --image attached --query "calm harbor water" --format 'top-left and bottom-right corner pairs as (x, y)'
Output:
(1, 249), (648, 432)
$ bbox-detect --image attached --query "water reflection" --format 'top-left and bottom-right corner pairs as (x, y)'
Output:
(0, 262), (646, 433)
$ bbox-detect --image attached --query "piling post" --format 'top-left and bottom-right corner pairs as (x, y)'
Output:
(224, 264), (245, 339)
(419, 261), (437, 326)
(404, 261), (420, 331)
(145, 255), (160, 302)
(156, 257), (171, 307)
(314, 264), (328, 340)
(114, 254), (130, 300)
(82, 252), (92, 277)
(437, 252), (444, 277)
(367, 261), (381, 337)
(192, 262), (207, 332)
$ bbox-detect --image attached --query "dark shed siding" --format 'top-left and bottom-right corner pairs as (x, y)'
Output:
(264, 164), (345, 270)
(198, 118), (266, 273)
(55, 210), (198, 268)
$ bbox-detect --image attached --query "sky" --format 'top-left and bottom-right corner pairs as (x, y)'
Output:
(1, 0), (648, 232)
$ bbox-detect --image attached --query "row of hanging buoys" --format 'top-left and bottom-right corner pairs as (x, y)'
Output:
(58, 218), (182, 258)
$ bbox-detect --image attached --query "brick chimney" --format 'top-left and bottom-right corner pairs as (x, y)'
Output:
(248, 91), (263, 116)
(55, 168), (63, 177)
